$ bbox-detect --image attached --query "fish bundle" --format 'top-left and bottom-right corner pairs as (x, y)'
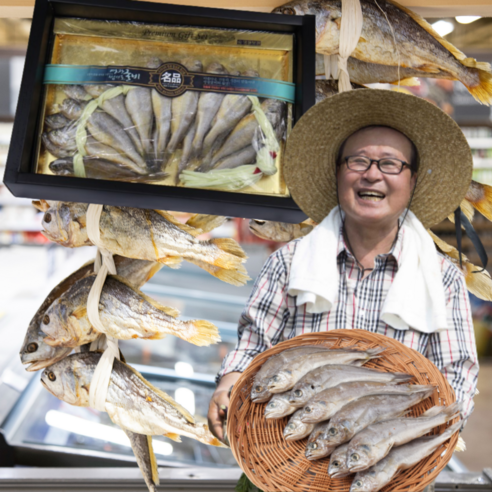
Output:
(20, 256), (163, 372)
(37, 200), (249, 286)
(41, 63), (287, 191)
(273, 0), (492, 105)
(41, 352), (224, 447)
(249, 343), (461, 490)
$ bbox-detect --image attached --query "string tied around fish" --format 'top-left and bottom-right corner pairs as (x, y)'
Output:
(180, 95), (279, 191)
(84, 203), (120, 412)
(73, 85), (137, 178)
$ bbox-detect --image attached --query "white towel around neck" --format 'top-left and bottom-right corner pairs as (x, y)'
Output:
(288, 207), (448, 333)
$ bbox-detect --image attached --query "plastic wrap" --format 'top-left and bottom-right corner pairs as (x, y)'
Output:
(36, 18), (295, 197)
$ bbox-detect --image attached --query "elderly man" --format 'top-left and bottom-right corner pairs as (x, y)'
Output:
(208, 89), (478, 443)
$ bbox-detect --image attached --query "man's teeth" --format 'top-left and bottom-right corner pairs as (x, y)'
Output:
(358, 191), (385, 201)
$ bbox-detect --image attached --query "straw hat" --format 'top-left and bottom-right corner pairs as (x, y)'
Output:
(284, 89), (473, 228)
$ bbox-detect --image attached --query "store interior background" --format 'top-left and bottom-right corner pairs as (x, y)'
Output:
(0, 14), (491, 472)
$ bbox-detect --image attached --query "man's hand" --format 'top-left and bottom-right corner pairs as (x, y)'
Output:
(208, 372), (242, 443)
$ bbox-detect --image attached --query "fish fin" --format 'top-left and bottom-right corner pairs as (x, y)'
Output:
(164, 432), (182, 443)
(390, 77), (420, 87)
(428, 231), (492, 301)
(209, 238), (248, 269)
(42, 336), (61, 347)
(183, 320), (221, 346)
(391, 372), (413, 383)
(456, 435), (466, 452)
(112, 275), (180, 317)
(408, 384), (437, 394)
(144, 263), (164, 283)
(350, 360), (366, 367)
(147, 435), (160, 486)
(122, 362), (195, 424)
(365, 347), (385, 359)
(447, 199), (475, 224)
(71, 306), (87, 319)
(196, 424), (229, 448)
(32, 199), (50, 212)
(157, 256), (183, 269)
(186, 214), (228, 234)
(464, 69), (492, 105)
(185, 257), (250, 286)
(465, 180), (492, 221)
(154, 210), (203, 237)
(421, 405), (446, 417)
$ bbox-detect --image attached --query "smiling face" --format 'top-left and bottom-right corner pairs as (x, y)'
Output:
(337, 127), (417, 229)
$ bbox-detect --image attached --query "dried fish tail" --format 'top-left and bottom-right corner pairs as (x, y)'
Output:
(391, 0), (492, 104)
(186, 257), (251, 286)
(208, 237), (248, 270)
(465, 180), (492, 221)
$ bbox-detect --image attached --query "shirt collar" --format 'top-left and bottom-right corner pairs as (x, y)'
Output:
(337, 225), (405, 267)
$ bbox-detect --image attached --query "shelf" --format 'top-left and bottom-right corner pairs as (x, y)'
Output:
(473, 158), (492, 169)
(1, 0), (492, 18)
(467, 138), (492, 150)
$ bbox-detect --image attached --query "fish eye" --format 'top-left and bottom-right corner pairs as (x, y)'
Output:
(282, 7), (296, 15)
(305, 406), (312, 413)
(332, 460), (340, 467)
(43, 315), (50, 325)
(356, 481), (363, 487)
(329, 427), (338, 436)
(255, 385), (263, 392)
(294, 390), (302, 397)
(308, 442), (318, 449)
(287, 424), (296, 430)
(273, 376), (279, 382)
(351, 453), (360, 462)
(44, 212), (52, 223)
(269, 402), (276, 408)
(27, 342), (38, 353)
(48, 372), (56, 382)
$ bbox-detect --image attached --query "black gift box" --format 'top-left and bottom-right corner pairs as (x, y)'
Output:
(3, 0), (315, 222)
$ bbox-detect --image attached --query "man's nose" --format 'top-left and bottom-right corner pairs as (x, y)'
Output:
(361, 161), (384, 181)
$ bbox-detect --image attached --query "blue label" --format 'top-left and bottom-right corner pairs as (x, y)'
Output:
(43, 62), (295, 103)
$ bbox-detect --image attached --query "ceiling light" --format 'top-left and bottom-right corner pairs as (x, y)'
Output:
(175, 361), (194, 377)
(45, 410), (173, 455)
(175, 387), (195, 415)
(455, 16), (481, 24)
(432, 20), (454, 37)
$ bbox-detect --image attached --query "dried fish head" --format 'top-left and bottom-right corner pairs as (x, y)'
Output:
(289, 381), (317, 406)
(41, 202), (90, 247)
(350, 474), (380, 492)
(264, 393), (298, 419)
(41, 356), (91, 406)
(306, 422), (336, 460)
(323, 420), (351, 448)
(299, 398), (331, 424)
(273, 1), (336, 45)
(283, 409), (315, 441)
(250, 380), (272, 403)
(20, 325), (71, 372)
(266, 369), (293, 393)
(41, 291), (93, 348)
(328, 442), (352, 477)
(347, 443), (376, 473)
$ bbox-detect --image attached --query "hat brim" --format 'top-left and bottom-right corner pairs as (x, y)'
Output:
(284, 89), (473, 228)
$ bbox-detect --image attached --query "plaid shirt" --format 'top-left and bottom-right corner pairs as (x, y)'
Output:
(218, 228), (478, 420)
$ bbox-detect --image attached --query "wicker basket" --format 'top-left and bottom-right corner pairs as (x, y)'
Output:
(227, 330), (459, 492)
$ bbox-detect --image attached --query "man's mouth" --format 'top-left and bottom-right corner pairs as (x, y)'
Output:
(357, 190), (385, 202)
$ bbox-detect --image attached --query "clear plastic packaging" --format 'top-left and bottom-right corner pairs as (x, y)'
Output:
(36, 18), (295, 197)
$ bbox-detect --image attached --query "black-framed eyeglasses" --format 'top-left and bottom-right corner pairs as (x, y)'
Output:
(343, 156), (411, 175)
